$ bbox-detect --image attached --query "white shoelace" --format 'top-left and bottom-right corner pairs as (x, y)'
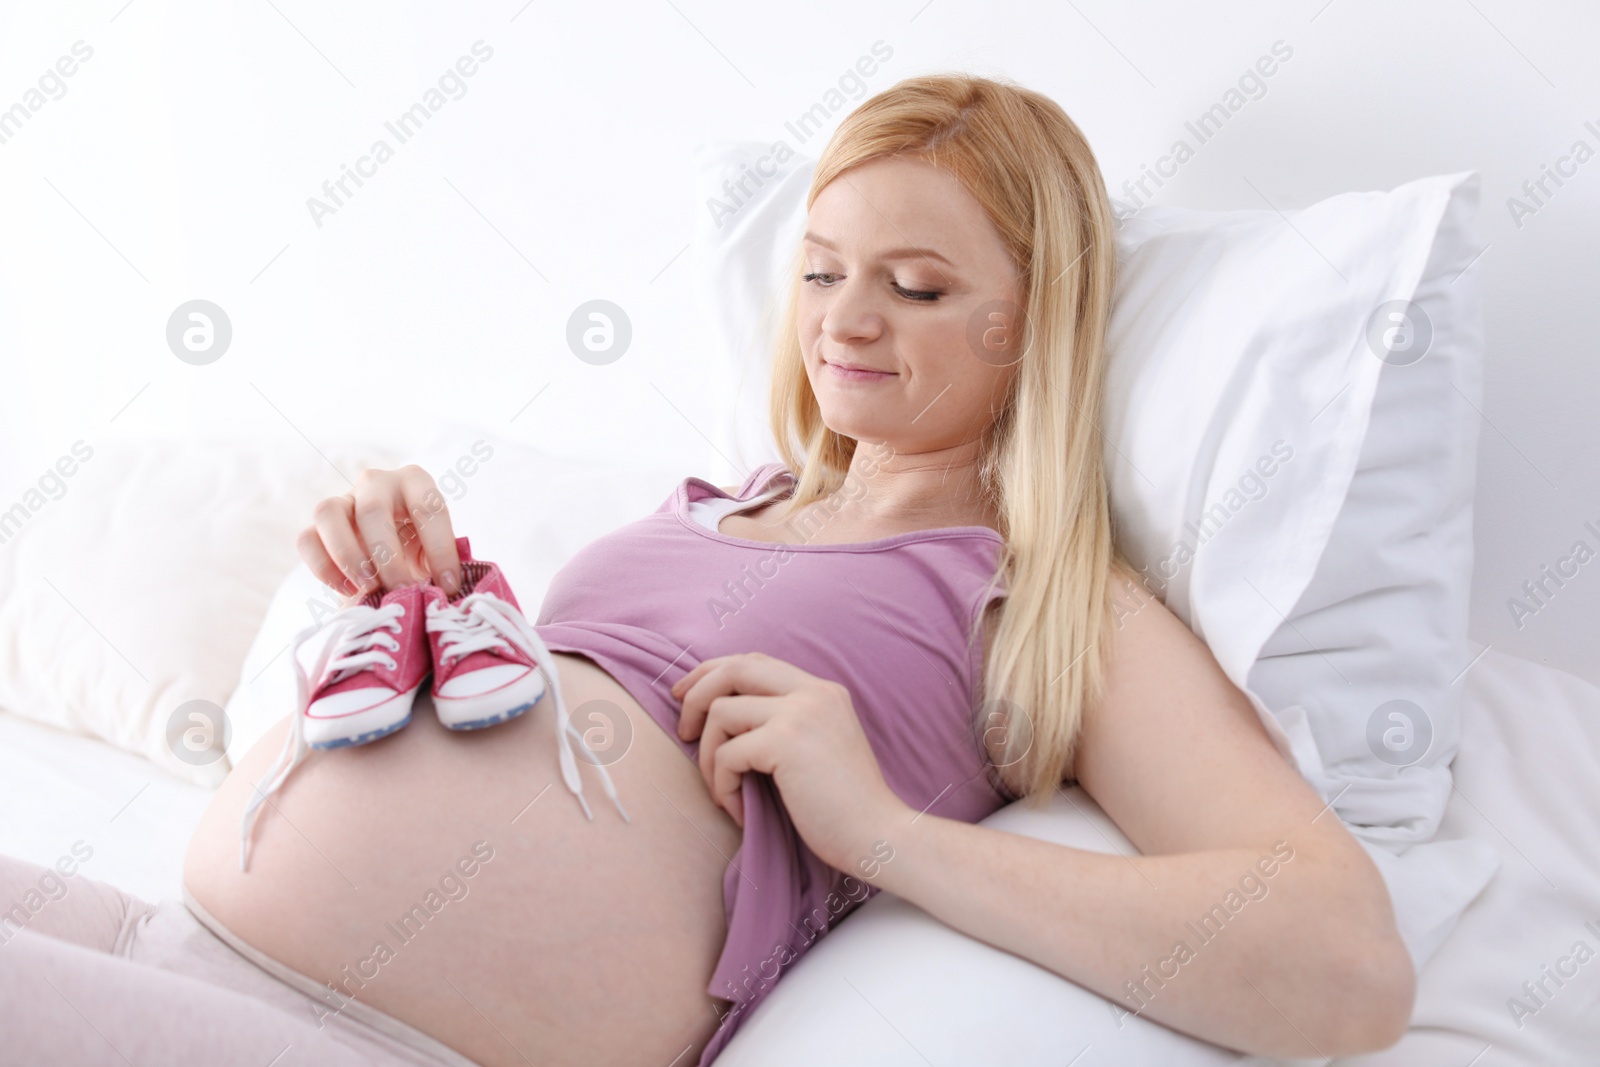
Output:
(237, 593), (633, 873)
(427, 592), (630, 826)
(238, 603), (406, 872)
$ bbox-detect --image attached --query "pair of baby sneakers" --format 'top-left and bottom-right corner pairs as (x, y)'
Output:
(300, 536), (541, 745)
(238, 537), (628, 871)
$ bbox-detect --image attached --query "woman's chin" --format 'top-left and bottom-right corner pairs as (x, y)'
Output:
(818, 415), (883, 444)
(814, 399), (892, 438)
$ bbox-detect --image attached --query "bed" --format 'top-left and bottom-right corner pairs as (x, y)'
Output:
(2, 626), (1596, 1065)
(2, 433), (1596, 1065)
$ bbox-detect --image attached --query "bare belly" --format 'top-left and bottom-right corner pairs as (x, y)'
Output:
(183, 653), (742, 1067)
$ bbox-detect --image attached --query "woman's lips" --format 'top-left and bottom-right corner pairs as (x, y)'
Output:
(823, 359), (896, 383)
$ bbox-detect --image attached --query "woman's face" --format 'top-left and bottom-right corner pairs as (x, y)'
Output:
(798, 155), (1024, 456)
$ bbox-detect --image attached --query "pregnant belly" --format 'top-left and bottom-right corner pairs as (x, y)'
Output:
(182, 652), (741, 1067)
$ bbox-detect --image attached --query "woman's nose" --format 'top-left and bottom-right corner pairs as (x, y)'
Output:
(820, 281), (884, 344)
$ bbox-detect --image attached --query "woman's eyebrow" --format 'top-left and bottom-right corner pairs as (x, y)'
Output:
(803, 231), (955, 268)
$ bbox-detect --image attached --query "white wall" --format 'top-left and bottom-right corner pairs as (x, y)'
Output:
(1, 0), (1594, 684)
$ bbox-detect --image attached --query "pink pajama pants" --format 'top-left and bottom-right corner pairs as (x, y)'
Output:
(0, 852), (479, 1066)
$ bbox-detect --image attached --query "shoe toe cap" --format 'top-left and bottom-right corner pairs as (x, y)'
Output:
(309, 686), (401, 718)
(435, 663), (535, 699)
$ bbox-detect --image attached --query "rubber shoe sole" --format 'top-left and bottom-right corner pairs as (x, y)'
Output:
(435, 672), (546, 731)
(309, 714), (413, 749)
(304, 681), (424, 749)
(443, 701), (537, 731)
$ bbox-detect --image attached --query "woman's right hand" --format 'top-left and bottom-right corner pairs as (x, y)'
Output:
(295, 465), (462, 600)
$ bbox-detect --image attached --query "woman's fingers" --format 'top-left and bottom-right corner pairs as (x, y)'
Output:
(308, 494), (379, 595)
(298, 465), (460, 598)
(675, 653), (799, 741)
(710, 729), (765, 827)
(350, 469), (418, 591)
(295, 522), (351, 594)
(396, 465), (461, 595)
(696, 693), (750, 796)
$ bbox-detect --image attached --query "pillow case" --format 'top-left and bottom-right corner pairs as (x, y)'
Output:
(0, 436), (389, 786)
(1101, 174), (1499, 964)
(690, 138), (1500, 1057)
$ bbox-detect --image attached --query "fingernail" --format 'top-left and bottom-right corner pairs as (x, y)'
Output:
(440, 569), (459, 594)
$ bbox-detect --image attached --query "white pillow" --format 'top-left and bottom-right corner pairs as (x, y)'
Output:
(223, 428), (687, 764)
(720, 786), (1249, 1066)
(0, 437), (389, 786)
(691, 140), (1500, 1057)
(1240, 176), (1497, 959)
(1101, 177), (1499, 963)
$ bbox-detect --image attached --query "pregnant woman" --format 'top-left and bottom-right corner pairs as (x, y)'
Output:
(1, 73), (1414, 1066)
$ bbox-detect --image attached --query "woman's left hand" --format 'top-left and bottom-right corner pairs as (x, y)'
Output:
(672, 652), (911, 874)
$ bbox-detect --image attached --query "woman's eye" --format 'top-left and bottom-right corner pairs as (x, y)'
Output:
(893, 283), (941, 302)
(802, 272), (941, 302)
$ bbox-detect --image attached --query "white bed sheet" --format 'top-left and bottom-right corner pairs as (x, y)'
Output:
(0, 712), (212, 904)
(1343, 648), (1600, 1067)
(1, 648), (1595, 1064)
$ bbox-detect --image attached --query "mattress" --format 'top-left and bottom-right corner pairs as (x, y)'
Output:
(1, 647), (1596, 1064)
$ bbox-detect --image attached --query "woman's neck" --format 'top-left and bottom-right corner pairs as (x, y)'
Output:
(833, 438), (996, 530)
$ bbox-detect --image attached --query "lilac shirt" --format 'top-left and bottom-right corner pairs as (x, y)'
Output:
(533, 462), (1013, 1064)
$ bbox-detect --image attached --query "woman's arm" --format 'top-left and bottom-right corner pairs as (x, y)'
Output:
(862, 570), (1415, 1058)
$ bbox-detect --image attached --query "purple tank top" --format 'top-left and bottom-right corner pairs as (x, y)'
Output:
(532, 462), (1013, 1064)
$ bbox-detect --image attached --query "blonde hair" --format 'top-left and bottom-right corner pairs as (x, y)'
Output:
(768, 72), (1128, 804)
